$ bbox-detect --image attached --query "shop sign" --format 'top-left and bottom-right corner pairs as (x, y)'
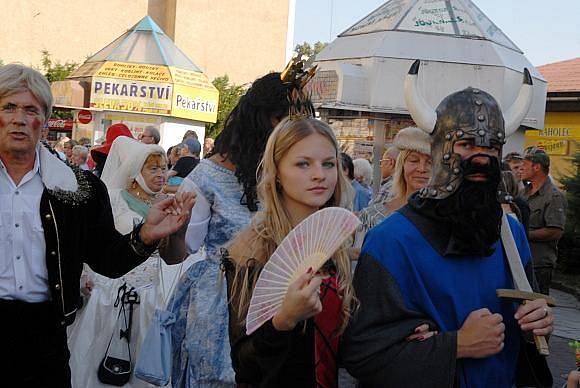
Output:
(78, 110), (93, 124)
(47, 118), (73, 130)
(90, 62), (219, 123)
(530, 139), (569, 156)
(94, 62), (172, 82)
(168, 67), (219, 123)
(526, 127), (580, 139)
(90, 77), (173, 115)
(171, 84), (218, 123)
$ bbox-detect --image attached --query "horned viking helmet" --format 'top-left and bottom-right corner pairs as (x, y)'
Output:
(404, 60), (534, 199)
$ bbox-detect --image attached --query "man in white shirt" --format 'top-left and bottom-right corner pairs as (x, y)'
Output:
(0, 64), (195, 387)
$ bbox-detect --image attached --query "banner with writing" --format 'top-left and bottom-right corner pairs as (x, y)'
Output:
(89, 62), (219, 122)
(90, 77), (173, 114)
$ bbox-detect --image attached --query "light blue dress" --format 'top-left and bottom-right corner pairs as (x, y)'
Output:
(167, 160), (254, 388)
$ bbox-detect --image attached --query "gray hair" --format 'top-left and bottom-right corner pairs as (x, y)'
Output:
(353, 158), (373, 186)
(144, 126), (161, 144)
(0, 64), (53, 122)
(72, 145), (89, 162)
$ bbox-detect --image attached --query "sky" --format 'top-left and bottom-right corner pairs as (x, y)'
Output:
(293, 0), (580, 66)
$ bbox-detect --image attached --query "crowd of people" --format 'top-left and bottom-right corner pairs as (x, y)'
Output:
(0, 58), (577, 388)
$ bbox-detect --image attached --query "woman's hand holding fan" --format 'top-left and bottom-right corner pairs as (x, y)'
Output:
(246, 207), (360, 335)
(271, 270), (324, 331)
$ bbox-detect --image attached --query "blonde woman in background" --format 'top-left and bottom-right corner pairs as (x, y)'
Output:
(354, 127), (432, 248)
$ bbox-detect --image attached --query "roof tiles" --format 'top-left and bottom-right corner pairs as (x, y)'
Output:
(537, 57), (580, 93)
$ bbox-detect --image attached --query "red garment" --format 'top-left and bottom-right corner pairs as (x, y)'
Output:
(314, 275), (341, 388)
(91, 123), (133, 156)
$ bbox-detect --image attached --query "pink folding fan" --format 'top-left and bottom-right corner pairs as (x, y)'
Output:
(246, 207), (360, 335)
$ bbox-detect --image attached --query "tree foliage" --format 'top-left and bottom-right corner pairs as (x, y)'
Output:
(40, 50), (79, 82)
(558, 149), (580, 272)
(294, 41), (328, 58)
(205, 75), (246, 139)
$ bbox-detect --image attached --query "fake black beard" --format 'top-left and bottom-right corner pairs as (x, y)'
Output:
(433, 155), (502, 256)
(408, 154), (503, 257)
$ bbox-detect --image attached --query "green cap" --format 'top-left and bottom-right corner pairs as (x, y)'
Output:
(523, 146), (550, 168)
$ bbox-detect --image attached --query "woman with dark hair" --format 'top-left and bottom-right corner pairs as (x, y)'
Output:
(161, 71), (290, 387)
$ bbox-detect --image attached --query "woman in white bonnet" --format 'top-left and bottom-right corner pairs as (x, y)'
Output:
(68, 137), (189, 387)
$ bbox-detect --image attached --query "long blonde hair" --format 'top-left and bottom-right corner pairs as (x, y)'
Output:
(232, 117), (356, 333)
(390, 149), (413, 202)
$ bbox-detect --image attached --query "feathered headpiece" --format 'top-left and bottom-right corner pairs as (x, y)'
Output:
(280, 55), (317, 119)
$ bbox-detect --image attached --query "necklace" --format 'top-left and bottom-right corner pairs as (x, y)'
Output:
(128, 187), (155, 206)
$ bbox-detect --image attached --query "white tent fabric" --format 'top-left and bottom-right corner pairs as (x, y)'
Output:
(313, 0), (547, 131)
(340, 0), (520, 53)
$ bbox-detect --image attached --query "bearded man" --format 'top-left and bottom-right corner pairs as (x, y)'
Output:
(341, 61), (553, 388)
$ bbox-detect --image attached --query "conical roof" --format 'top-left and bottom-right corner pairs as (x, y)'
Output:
(79, 16), (200, 72)
(340, 0), (520, 52)
(311, 0), (547, 130)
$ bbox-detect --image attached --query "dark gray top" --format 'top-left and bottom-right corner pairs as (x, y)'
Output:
(527, 177), (567, 268)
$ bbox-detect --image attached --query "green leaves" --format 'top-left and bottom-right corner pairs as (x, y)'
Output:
(40, 50), (79, 82)
(204, 75), (246, 139)
(294, 41), (328, 58)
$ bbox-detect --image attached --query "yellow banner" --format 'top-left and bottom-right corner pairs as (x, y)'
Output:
(524, 138), (569, 156)
(169, 67), (216, 90)
(90, 77), (172, 115)
(90, 62), (219, 122)
(171, 84), (219, 123)
(526, 127), (580, 139)
(95, 62), (172, 82)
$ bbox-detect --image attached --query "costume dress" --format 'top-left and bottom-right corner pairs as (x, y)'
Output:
(68, 137), (192, 387)
(67, 190), (167, 387)
(342, 201), (551, 388)
(167, 159), (254, 387)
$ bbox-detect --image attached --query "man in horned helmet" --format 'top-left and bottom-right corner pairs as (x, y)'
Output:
(342, 61), (553, 387)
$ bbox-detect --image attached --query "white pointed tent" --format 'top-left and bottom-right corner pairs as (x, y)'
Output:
(54, 16), (218, 149)
(312, 0), (547, 142)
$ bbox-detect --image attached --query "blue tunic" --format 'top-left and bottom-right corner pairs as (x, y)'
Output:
(362, 212), (530, 388)
(167, 160), (254, 388)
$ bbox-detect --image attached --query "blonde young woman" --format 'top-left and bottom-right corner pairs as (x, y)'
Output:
(221, 117), (355, 387)
(354, 127), (432, 248)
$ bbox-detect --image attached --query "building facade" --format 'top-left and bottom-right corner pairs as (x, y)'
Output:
(525, 57), (580, 183)
(0, 0), (293, 84)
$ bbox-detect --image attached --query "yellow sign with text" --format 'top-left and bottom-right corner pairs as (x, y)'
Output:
(90, 77), (173, 115)
(95, 62), (172, 82)
(524, 139), (569, 156)
(91, 62), (219, 122)
(171, 84), (219, 123)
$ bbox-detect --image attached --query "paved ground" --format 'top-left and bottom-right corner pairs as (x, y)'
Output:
(339, 288), (580, 387)
(549, 288), (580, 387)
